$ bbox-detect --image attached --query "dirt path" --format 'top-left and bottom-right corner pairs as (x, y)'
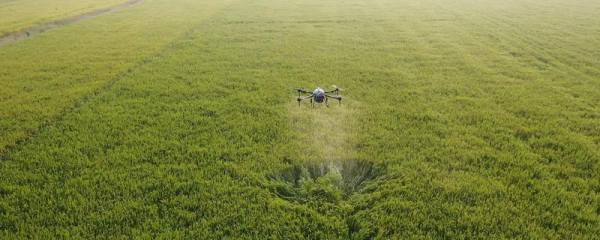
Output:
(0, 0), (143, 47)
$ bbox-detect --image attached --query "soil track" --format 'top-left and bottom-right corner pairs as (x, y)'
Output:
(0, 0), (144, 47)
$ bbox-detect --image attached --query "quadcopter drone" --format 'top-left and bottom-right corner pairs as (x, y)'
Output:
(294, 85), (342, 107)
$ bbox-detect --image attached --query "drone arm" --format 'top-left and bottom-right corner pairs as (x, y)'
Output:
(296, 89), (310, 94)
(296, 94), (313, 106)
(297, 94), (313, 101)
(325, 94), (342, 101)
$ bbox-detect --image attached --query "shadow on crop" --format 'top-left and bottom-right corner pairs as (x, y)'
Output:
(267, 159), (385, 203)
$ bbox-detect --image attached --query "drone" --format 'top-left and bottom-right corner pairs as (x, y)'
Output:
(294, 85), (343, 107)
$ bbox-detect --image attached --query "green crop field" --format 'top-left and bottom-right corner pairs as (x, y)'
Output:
(0, 0), (130, 35)
(1, 0), (599, 238)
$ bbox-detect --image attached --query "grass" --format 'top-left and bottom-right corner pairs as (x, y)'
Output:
(0, 0), (233, 155)
(0, 0), (599, 238)
(0, 0), (130, 35)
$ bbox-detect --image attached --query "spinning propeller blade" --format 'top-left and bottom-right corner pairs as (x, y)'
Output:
(328, 85), (343, 95)
(331, 85), (344, 91)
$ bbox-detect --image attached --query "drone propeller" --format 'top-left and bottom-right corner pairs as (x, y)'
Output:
(327, 85), (344, 95)
(331, 85), (344, 91)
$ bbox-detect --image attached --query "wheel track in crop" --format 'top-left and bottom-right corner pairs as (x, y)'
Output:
(0, 0), (144, 47)
(0, 1), (238, 161)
